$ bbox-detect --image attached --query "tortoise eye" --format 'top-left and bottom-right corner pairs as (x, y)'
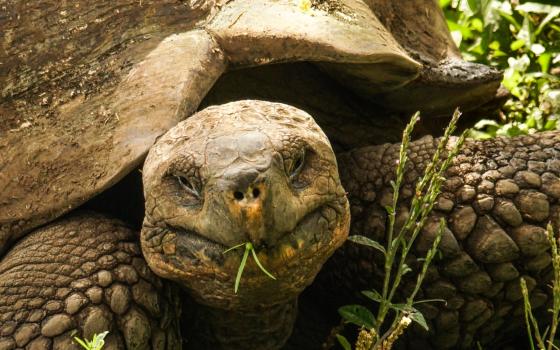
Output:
(176, 175), (200, 198)
(289, 150), (306, 180)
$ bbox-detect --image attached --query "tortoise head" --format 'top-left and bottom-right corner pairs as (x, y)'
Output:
(141, 100), (350, 310)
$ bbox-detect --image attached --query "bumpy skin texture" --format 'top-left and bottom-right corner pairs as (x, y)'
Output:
(141, 100), (350, 349)
(321, 132), (560, 349)
(0, 213), (180, 350)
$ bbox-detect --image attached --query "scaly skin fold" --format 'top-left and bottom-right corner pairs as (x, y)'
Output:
(0, 213), (180, 350)
(321, 131), (560, 349)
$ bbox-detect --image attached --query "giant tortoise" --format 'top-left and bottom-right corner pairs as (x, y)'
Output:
(0, 0), (555, 349)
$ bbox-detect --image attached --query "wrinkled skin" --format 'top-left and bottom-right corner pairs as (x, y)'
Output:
(141, 101), (350, 348)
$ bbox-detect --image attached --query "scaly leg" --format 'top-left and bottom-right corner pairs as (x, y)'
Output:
(0, 212), (180, 350)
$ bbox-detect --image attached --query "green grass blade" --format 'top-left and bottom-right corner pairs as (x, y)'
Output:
(73, 337), (91, 350)
(251, 248), (276, 280)
(234, 244), (250, 293)
(223, 242), (247, 254)
(336, 334), (352, 350)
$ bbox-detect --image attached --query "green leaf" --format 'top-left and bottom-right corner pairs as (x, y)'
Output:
(498, 10), (521, 30)
(510, 39), (526, 51)
(468, 129), (494, 140)
(234, 244), (250, 293)
(473, 118), (500, 129)
(544, 118), (557, 130)
(336, 335), (352, 350)
(402, 263), (412, 276)
(488, 40), (500, 50)
(348, 235), (387, 255)
(362, 289), (384, 303)
(409, 308), (430, 331)
(91, 332), (109, 350)
(471, 18), (484, 32)
(386, 304), (430, 331)
(384, 205), (394, 215)
(389, 303), (408, 312)
(338, 305), (376, 329)
(447, 19), (474, 40)
(467, 0), (480, 14)
(538, 53), (552, 73)
(518, 15), (535, 47)
(505, 124), (524, 137)
(536, 8), (560, 36)
(250, 247), (276, 280)
(550, 23), (560, 33)
(73, 338), (91, 350)
(223, 242), (247, 254)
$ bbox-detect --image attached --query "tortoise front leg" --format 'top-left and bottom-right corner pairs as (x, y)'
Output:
(0, 213), (180, 350)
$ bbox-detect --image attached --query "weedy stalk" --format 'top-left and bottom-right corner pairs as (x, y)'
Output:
(337, 109), (467, 350)
(521, 223), (560, 350)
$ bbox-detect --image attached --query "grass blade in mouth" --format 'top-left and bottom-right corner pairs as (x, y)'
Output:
(224, 242), (277, 293)
(223, 242), (247, 254)
(250, 243), (276, 280)
(234, 244), (250, 293)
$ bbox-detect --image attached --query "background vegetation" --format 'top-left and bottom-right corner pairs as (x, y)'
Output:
(440, 0), (560, 138)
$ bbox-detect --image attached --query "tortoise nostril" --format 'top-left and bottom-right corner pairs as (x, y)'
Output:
(252, 188), (260, 198)
(234, 191), (244, 200)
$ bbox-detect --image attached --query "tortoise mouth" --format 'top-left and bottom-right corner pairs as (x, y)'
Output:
(166, 202), (337, 254)
(142, 197), (349, 309)
(172, 200), (342, 262)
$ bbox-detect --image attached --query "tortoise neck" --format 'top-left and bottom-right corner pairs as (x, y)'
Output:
(190, 298), (298, 350)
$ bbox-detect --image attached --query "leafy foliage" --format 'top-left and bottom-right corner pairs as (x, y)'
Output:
(441, 0), (560, 138)
(73, 331), (108, 350)
(336, 111), (467, 350)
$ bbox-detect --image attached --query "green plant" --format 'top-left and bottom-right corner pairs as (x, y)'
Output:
(520, 223), (560, 350)
(336, 110), (467, 350)
(73, 331), (108, 350)
(223, 242), (276, 293)
(441, 0), (560, 138)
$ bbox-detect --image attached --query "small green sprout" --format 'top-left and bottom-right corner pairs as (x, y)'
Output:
(224, 242), (276, 293)
(73, 331), (108, 350)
